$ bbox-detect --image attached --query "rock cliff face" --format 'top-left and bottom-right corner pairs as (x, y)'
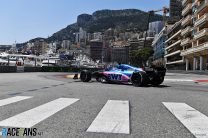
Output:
(77, 14), (93, 27)
(46, 9), (163, 42)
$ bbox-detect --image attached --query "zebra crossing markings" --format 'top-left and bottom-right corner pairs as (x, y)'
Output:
(163, 102), (208, 138)
(0, 96), (32, 107)
(0, 98), (79, 128)
(87, 100), (130, 134)
(1, 96), (208, 137)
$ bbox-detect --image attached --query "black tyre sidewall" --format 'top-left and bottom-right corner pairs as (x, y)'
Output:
(80, 70), (91, 82)
(131, 72), (142, 87)
(151, 75), (164, 86)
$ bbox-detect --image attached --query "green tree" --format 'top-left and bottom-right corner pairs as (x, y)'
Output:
(130, 47), (154, 66)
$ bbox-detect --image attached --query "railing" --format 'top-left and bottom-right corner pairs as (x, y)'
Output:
(182, 15), (192, 26)
(197, 0), (208, 13)
(181, 41), (208, 55)
(181, 26), (192, 35)
(194, 28), (208, 39)
(182, 0), (188, 6)
(181, 38), (191, 46)
(182, 3), (192, 16)
(194, 13), (208, 27)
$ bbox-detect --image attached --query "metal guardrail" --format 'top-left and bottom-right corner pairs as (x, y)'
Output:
(0, 66), (104, 73)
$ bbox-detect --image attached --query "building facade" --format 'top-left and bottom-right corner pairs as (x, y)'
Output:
(90, 40), (103, 62)
(165, 20), (185, 70)
(111, 41), (130, 64)
(169, 0), (183, 23)
(32, 40), (48, 55)
(148, 21), (164, 36)
(152, 27), (168, 67)
(181, 0), (208, 70)
(61, 40), (71, 50)
(75, 28), (87, 44)
(0, 45), (12, 53)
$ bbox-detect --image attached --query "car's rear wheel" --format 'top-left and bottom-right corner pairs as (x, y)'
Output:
(151, 75), (164, 86)
(131, 72), (148, 87)
(80, 70), (91, 82)
(96, 77), (101, 82)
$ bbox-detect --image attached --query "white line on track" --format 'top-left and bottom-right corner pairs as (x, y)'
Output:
(87, 100), (130, 134)
(164, 79), (193, 82)
(0, 96), (32, 107)
(163, 102), (208, 138)
(0, 98), (79, 128)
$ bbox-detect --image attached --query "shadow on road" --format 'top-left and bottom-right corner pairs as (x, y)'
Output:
(73, 80), (171, 88)
(152, 85), (171, 88)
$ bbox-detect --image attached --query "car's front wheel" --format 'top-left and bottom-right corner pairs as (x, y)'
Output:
(100, 76), (108, 83)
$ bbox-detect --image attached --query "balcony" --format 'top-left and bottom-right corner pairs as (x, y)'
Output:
(166, 60), (184, 65)
(181, 41), (208, 56)
(182, 0), (189, 6)
(181, 15), (192, 26)
(194, 28), (208, 40)
(164, 50), (181, 58)
(165, 40), (181, 50)
(182, 4), (192, 16)
(194, 13), (208, 27)
(196, 0), (208, 14)
(181, 38), (192, 46)
(181, 26), (192, 36)
(165, 30), (181, 43)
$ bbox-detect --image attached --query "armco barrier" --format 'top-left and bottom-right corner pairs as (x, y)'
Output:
(0, 66), (17, 73)
(24, 67), (42, 72)
(0, 66), (103, 73)
(41, 66), (103, 72)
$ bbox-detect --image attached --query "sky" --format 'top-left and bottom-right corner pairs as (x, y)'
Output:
(0, 0), (169, 45)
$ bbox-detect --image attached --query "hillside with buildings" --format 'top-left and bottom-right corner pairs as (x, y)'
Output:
(47, 9), (163, 43)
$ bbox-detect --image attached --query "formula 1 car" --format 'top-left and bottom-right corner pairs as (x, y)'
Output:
(76, 64), (166, 87)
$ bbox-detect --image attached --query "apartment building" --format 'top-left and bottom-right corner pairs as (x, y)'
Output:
(111, 41), (130, 64)
(181, 0), (208, 70)
(165, 20), (185, 70)
(90, 39), (103, 62)
(32, 40), (48, 55)
(152, 27), (168, 67)
(168, 0), (183, 24)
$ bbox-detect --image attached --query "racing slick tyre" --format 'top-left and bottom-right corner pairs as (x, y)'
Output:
(100, 76), (108, 83)
(80, 70), (92, 82)
(96, 77), (101, 82)
(131, 72), (149, 87)
(151, 75), (164, 86)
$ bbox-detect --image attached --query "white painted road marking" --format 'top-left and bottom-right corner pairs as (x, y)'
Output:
(164, 79), (193, 82)
(163, 102), (208, 138)
(0, 96), (32, 107)
(87, 100), (130, 134)
(0, 98), (79, 128)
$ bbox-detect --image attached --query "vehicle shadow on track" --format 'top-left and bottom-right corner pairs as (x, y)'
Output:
(152, 85), (171, 88)
(73, 80), (171, 88)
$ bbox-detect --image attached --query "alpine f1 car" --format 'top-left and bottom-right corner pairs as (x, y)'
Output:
(76, 64), (166, 87)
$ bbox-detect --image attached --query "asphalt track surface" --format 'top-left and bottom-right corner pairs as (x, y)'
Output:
(0, 72), (207, 138)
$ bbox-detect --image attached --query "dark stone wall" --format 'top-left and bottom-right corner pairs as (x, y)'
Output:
(0, 66), (17, 73)
(24, 67), (42, 72)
